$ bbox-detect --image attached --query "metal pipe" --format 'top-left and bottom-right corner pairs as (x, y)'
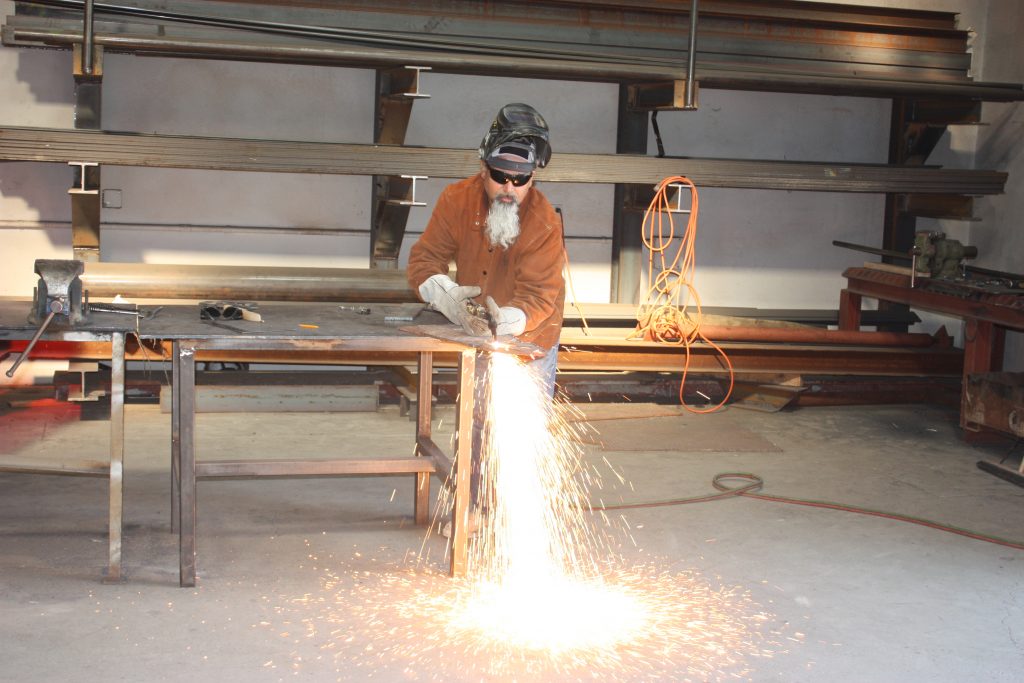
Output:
(82, 0), (94, 75)
(5, 309), (57, 377)
(832, 240), (1024, 282)
(685, 0), (699, 109)
(683, 325), (939, 347)
(81, 262), (419, 302)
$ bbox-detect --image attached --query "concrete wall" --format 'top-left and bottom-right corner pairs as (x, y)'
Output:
(0, 0), (1019, 365)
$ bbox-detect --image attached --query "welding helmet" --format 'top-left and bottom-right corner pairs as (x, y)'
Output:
(478, 103), (552, 171)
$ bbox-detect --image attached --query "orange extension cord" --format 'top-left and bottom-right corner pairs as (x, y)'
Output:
(591, 473), (1024, 551)
(630, 176), (734, 412)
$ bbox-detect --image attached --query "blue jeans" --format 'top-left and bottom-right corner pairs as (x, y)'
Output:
(470, 344), (559, 506)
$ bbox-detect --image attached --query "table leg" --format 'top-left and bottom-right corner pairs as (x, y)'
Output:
(104, 332), (125, 583)
(838, 289), (862, 331)
(170, 341), (180, 533)
(414, 351), (433, 525)
(178, 344), (197, 587)
(961, 319), (1005, 429)
(449, 348), (475, 578)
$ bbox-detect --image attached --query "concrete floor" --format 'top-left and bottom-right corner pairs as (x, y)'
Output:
(1, 390), (1023, 682)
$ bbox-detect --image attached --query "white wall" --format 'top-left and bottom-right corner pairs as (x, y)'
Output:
(0, 0), (1019, 366)
(974, 0), (1024, 369)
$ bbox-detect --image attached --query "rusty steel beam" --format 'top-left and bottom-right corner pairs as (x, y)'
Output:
(557, 340), (962, 376)
(626, 325), (942, 348)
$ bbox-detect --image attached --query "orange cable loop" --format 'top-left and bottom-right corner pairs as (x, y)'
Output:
(630, 176), (734, 412)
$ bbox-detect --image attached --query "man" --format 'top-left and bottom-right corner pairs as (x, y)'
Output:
(406, 103), (566, 534)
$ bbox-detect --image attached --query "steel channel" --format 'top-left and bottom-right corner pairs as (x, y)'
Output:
(7, 25), (1016, 100)
(13, 17), (968, 78)
(12, 0), (968, 64)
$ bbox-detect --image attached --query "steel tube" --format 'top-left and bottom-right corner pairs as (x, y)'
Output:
(105, 330), (124, 583)
(657, 325), (940, 347)
(177, 343), (196, 587)
(5, 309), (57, 377)
(685, 0), (698, 109)
(82, 0), (94, 74)
(82, 262), (418, 302)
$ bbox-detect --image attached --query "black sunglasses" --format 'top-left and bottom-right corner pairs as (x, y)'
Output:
(487, 166), (533, 187)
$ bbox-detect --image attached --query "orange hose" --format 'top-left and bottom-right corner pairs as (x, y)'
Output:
(630, 176), (734, 412)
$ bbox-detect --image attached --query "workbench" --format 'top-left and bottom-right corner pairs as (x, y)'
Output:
(839, 266), (1024, 428)
(134, 303), (476, 587)
(0, 300), (130, 582)
(1, 300), (479, 586)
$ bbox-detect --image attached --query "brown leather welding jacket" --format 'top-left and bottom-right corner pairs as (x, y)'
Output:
(407, 173), (566, 350)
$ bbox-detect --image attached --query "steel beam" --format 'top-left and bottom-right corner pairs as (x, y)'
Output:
(0, 126), (1006, 195)
(611, 85), (649, 304)
(8, 1), (1021, 100)
(71, 39), (102, 262)
(371, 66), (426, 267)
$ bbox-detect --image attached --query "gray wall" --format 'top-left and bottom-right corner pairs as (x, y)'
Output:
(0, 0), (1020, 368)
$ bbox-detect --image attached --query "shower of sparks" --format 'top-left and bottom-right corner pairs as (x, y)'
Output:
(259, 353), (797, 680)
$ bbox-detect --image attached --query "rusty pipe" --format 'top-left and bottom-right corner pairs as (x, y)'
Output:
(639, 324), (942, 348)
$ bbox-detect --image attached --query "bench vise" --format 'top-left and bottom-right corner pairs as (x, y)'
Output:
(6, 259), (88, 378)
(913, 231), (979, 279)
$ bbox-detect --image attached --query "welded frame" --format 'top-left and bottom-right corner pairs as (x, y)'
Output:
(168, 330), (475, 587)
(0, 302), (128, 582)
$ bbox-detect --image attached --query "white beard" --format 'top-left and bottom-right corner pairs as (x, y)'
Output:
(486, 197), (521, 249)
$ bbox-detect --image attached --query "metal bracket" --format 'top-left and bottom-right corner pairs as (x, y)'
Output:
(628, 80), (699, 111)
(69, 161), (100, 194)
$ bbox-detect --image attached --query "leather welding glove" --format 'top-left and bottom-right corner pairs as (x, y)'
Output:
(485, 296), (527, 337)
(418, 274), (489, 336)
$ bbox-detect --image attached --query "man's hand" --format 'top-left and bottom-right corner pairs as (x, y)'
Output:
(484, 296), (527, 337)
(419, 274), (490, 335)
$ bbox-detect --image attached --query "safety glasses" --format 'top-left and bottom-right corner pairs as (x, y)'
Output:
(487, 166), (533, 187)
